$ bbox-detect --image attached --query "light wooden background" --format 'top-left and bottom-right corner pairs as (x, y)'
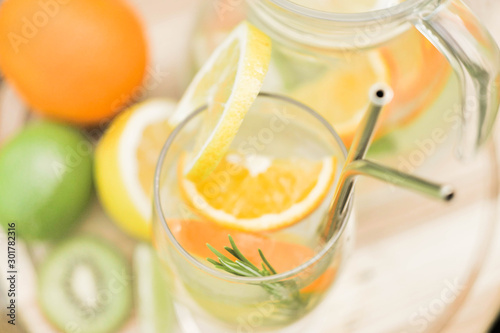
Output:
(0, 0), (499, 332)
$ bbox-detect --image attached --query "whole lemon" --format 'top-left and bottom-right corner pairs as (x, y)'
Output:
(0, 121), (93, 240)
(0, 0), (148, 125)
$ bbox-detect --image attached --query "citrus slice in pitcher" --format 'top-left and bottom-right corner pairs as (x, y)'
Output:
(292, 52), (390, 146)
(170, 21), (272, 183)
(179, 153), (337, 232)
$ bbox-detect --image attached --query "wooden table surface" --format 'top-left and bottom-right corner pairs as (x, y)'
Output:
(1, 0), (500, 332)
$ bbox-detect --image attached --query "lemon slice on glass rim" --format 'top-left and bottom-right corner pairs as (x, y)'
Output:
(169, 21), (272, 182)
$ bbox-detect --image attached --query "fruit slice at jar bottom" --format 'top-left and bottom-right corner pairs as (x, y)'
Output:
(166, 219), (337, 293)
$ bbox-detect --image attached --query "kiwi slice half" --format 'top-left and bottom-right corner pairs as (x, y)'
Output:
(38, 236), (132, 333)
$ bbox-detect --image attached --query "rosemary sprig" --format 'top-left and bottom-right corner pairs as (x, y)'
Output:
(206, 235), (305, 319)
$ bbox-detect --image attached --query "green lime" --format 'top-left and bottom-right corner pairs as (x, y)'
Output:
(0, 121), (93, 240)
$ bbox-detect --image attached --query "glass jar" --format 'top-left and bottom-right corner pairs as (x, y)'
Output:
(191, 0), (500, 168)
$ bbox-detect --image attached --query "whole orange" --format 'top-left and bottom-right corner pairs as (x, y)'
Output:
(0, 0), (148, 125)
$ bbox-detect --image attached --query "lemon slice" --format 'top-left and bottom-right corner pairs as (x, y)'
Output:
(95, 99), (176, 240)
(292, 52), (389, 145)
(179, 153), (337, 232)
(170, 21), (272, 182)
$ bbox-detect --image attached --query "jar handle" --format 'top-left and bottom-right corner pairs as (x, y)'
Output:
(413, 0), (500, 158)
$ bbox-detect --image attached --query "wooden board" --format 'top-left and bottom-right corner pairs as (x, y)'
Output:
(1, 0), (499, 332)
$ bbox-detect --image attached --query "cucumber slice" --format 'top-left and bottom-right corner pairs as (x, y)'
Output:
(134, 244), (175, 333)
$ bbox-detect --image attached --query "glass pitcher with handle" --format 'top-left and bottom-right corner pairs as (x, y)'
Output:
(192, 0), (500, 164)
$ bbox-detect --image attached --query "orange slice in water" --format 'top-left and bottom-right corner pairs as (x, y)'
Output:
(179, 152), (337, 232)
(167, 219), (338, 293)
(292, 52), (390, 146)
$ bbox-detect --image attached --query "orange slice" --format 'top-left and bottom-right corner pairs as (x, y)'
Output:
(179, 152), (337, 232)
(381, 28), (451, 128)
(292, 52), (390, 146)
(167, 218), (337, 292)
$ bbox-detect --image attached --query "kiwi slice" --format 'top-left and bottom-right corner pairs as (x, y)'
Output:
(134, 243), (175, 332)
(38, 236), (132, 333)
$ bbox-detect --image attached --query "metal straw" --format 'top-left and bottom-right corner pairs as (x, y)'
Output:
(324, 84), (455, 239)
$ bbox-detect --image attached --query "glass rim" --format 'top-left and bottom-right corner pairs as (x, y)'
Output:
(265, 0), (427, 23)
(153, 92), (353, 283)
